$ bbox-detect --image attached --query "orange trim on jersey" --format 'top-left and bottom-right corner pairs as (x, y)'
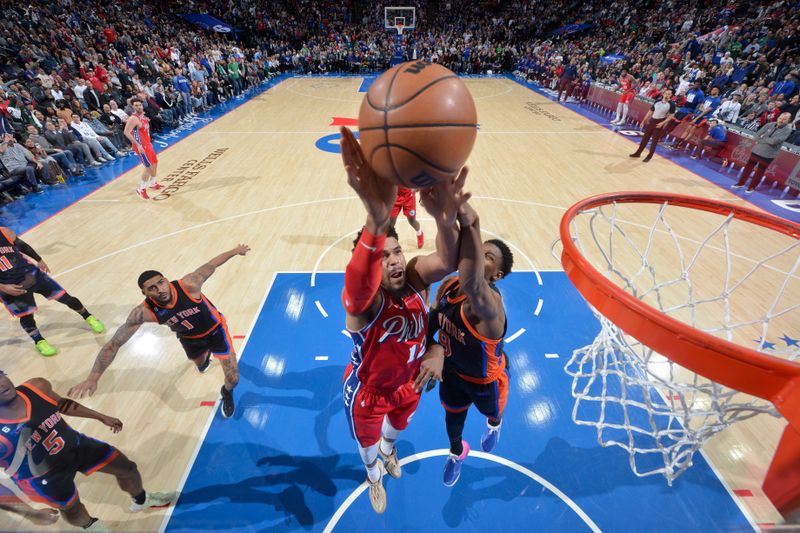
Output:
(20, 383), (58, 406)
(211, 319), (234, 359)
(177, 279), (203, 304)
(82, 449), (119, 476)
(457, 352), (505, 385)
(0, 227), (14, 243)
(459, 305), (503, 344)
(0, 392), (31, 423)
(142, 303), (158, 322)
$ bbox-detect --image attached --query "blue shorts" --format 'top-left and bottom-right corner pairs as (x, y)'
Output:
(0, 268), (66, 317)
(14, 434), (118, 508)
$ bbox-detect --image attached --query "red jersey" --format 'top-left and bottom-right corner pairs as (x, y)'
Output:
(620, 77), (633, 94)
(131, 113), (152, 146)
(347, 284), (428, 392)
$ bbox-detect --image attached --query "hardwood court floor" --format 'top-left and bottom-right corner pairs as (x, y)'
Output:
(0, 77), (793, 531)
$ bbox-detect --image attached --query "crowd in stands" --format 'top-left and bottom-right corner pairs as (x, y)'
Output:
(1, 0), (798, 204)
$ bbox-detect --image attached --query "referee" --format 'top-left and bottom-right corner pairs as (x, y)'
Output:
(630, 88), (676, 162)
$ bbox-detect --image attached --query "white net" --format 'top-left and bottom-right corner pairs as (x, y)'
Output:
(558, 199), (800, 483)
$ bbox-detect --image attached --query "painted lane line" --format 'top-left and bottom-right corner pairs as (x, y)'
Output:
(545, 353), (560, 359)
(199, 401), (216, 407)
(315, 300), (329, 318)
(534, 299), (544, 316)
(233, 335), (245, 340)
(323, 449), (602, 533)
(505, 328), (526, 343)
(341, 329), (350, 337)
(315, 356), (329, 361)
(311, 227), (363, 287)
(733, 489), (754, 497)
(157, 272), (277, 533)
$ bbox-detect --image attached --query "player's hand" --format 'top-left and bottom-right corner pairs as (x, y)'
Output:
(37, 260), (50, 273)
(101, 415), (123, 433)
(68, 378), (98, 399)
(233, 244), (250, 256)
(0, 283), (26, 296)
(340, 127), (396, 224)
(419, 166), (471, 227)
(457, 200), (479, 227)
(414, 344), (445, 393)
(23, 508), (59, 526)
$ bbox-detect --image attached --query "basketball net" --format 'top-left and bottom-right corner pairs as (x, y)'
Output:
(556, 196), (800, 484)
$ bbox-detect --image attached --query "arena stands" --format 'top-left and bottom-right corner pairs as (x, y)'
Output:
(1, 0), (798, 204)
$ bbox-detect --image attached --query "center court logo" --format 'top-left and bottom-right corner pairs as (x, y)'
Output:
(152, 148), (229, 201)
(315, 117), (358, 154)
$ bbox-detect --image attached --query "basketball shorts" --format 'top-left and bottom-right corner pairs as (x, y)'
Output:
(390, 190), (416, 219)
(439, 366), (509, 420)
(15, 434), (119, 509)
(619, 92), (634, 104)
(133, 143), (158, 168)
(0, 268), (66, 317)
(342, 365), (421, 447)
(178, 321), (233, 360)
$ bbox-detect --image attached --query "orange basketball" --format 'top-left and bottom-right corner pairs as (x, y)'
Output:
(357, 61), (478, 189)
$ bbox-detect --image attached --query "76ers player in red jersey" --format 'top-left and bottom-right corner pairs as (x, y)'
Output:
(339, 126), (469, 514)
(389, 187), (425, 249)
(68, 245), (249, 419)
(124, 98), (163, 200)
(611, 71), (636, 125)
(0, 371), (175, 531)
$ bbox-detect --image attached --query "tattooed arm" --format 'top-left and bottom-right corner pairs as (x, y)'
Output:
(181, 244), (250, 297)
(68, 305), (152, 398)
(29, 377), (122, 433)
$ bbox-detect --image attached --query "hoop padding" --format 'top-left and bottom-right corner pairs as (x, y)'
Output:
(560, 191), (800, 514)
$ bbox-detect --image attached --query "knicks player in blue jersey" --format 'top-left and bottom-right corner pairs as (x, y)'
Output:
(0, 370), (175, 531)
(0, 226), (105, 357)
(421, 199), (514, 487)
(68, 245), (249, 418)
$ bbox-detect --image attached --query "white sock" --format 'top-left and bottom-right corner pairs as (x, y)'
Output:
(621, 104), (629, 122)
(379, 437), (393, 456)
(416, 229), (423, 235)
(366, 461), (381, 483)
(138, 180), (146, 191)
(148, 176), (157, 187)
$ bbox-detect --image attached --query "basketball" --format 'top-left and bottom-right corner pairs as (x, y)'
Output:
(357, 61), (478, 189)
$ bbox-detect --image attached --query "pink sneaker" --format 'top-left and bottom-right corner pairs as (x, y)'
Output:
(149, 182), (165, 190)
(136, 188), (150, 200)
(416, 232), (424, 249)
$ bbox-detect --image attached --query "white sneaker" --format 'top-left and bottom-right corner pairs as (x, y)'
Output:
(378, 445), (401, 479)
(367, 465), (386, 514)
(97, 157), (108, 163)
(129, 491), (178, 512)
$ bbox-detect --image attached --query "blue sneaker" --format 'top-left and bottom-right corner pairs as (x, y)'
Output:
(481, 420), (502, 452)
(443, 440), (470, 487)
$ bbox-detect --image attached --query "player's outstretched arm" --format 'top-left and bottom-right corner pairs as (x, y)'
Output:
(182, 244), (251, 293)
(412, 167), (471, 286)
(29, 378), (123, 433)
(68, 305), (150, 398)
(0, 501), (58, 526)
(457, 202), (503, 325)
(340, 126), (396, 322)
